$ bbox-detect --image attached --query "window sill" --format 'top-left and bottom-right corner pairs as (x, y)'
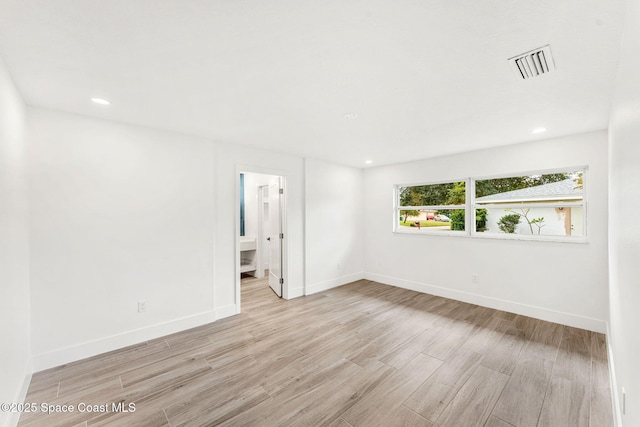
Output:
(393, 228), (589, 243)
(393, 228), (467, 237)
(471, 232), (589, 244)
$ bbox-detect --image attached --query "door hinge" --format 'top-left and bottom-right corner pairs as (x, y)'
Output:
(279, 233), (284, 239)
(279, 278), (284, 285)
(279, 188), (284, 194)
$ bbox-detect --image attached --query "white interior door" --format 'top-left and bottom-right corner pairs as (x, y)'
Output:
(267, 178), (283, 297)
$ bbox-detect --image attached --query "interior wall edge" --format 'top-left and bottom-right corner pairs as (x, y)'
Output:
(305, 272), (366, 296)
(0, 55), (31, 427)
(364, 272), (607, 333)
(606, 321), (623, 427)
(4, 358), (32, 427)
(214, 303), (239, 320)
(287, 287), (305, 300)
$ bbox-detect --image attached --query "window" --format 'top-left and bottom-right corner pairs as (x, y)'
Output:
(473, 169), (585, 239)
(395, 181), (466, 233)
(394, 167), (587, 241)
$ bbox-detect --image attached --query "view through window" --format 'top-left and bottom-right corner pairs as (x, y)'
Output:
(395, 168), (586, 240)
(474, 170), (584, 238)
(397, 181), (466, 233)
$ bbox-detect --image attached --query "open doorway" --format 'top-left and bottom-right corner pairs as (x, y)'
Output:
(237, 170), (287, 310)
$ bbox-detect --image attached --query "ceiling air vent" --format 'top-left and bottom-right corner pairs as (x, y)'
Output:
(508, 45), (555, 80)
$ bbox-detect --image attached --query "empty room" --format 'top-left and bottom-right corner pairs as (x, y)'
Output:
(1, 1), (639, 426)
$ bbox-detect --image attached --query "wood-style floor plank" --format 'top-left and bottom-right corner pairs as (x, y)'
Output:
(491, 356), (554, 427)
(591, 358), (614, 427)
(538, 376), (590, 427)
(435, 365), (509, 427)
(520, 320), (563, 362)
(484, 415), (515, 427)
(366, 405), (435, 427)
(378, 328), (435, 369)
(403, 348), (484, 422)
(480, 323), (529, 375)
(17, 277), (613, 427)
(340, 353), (442, 426)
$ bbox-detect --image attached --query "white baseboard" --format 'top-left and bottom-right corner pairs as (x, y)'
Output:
(305, 272), (365, 296)
(215, 304), (239, 320)
(4, 357), (33, 427)
(286, 286), (305, 299)
(32, 310), (217, 372)
(365, 272), (607, 333)
(606, 322), (622, 427)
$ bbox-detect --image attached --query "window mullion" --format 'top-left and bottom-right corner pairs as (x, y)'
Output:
(467, 178), (474, 236)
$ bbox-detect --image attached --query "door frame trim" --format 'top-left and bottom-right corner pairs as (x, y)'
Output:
(235, 165), (289, 312)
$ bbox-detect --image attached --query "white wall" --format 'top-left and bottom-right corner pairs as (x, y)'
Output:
(28, 108), (216, 370)
(304, 159), (364, 294)
(608, 0), (640, 424)
(363, 131), (609, 332)
(25, 106), (312, 369)
(0, 58), (31, 427)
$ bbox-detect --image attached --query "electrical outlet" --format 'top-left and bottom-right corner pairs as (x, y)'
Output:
(138, 301), (147, 313)
(472, 274), (479, 284)
(337, 263), (341, 271)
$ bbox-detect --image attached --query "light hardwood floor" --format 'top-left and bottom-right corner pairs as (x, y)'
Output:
(18, 277), (613, 427)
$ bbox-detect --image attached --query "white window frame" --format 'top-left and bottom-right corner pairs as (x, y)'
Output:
(471, 166), (588, 243)
(393, 179), (468, 236)
(393, 166), (588, 243)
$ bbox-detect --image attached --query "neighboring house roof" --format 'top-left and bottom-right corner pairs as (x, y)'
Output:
(476, 179), (582, 204)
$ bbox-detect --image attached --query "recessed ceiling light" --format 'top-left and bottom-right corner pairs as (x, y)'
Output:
(532, 127), (546, 134)
(345, 113), (358, 120)
(91, 97), (111, 105)
(365, 160), (373, 164)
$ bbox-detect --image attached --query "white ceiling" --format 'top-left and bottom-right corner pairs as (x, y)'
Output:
(0, 0), (626, 168)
